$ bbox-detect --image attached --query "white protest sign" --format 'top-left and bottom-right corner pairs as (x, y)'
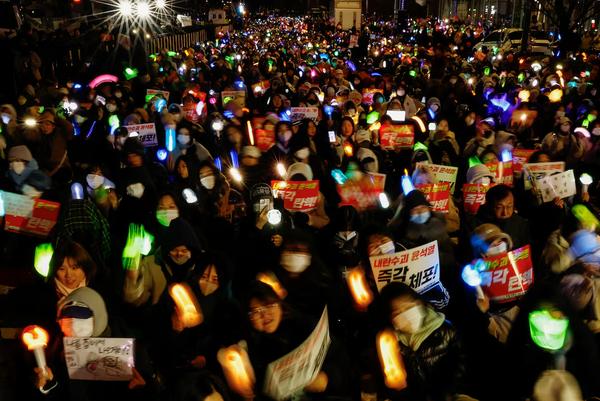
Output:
(415, 162), (459, 194)
(124, 123), (158, 147)
(290, 107), (319, 122)
(536, 170), (577, 203)
(63, 337), (135, 381)
(263, 307), (330, 400)
(522, 161), (565, 190)
(369, 240), (440, 293)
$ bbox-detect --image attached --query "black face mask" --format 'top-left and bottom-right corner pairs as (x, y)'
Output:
(334, 232), (359, 266)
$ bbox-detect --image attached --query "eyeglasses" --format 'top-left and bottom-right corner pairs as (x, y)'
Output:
(248, 303), (278, 321)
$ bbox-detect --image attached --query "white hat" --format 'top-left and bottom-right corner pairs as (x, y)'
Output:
(286, 162), (313, 181)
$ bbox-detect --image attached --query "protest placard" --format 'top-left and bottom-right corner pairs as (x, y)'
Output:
(290, 107), (319, 122)
(486, 161), (513, 186)
(263, 307), (330, 400)
(361, 88), (383, 105)
(536, 169), (577, 203)
(221, 90), (246, 107)
(272, 181), (320, 211)
(1, 191), (60, 237)
(145, 89), (170, 103)
(415, 162), (459, 194)
(337, 173), (386, 211)
(370, 241), (440, 293)
(63, 337), (135, 381)
(252, 117), (276, 152)
(522, 161), (565, 190)
(481, 245), (534, 303)
(415, 182), (450, 213)
(123, 123), (158, 147)
(379, 123), (414, 150)
(512, 149), (536, 174)
(462, 183), (492, 215)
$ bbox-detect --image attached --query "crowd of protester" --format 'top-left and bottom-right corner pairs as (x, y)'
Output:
(1, 13), (600, 401)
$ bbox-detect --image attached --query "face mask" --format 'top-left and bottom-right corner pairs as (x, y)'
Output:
(171, 253), (191, 265)
(397, 89), (405, 97)
(593, 128), (600, 136)
(476, 176), (492, 186)
(336, 231), (357, 241)
(74, 115), (86, 124)
(106, 104), (117, 113)
(280, 252), (311, 273)
(60, 317), (94, 338)
(1, 113), (10, 124)
(410, 211), (431, 225)
(156, 209), (179, 226)
(86, 174), (104, 189)
(126, 182), (145, 198)
(487, 241), (508, 256)
(295, 147), (310, 160)
(10, 161), (26, 175)
(22, 184), (42, 198)
(392, 305), (425, 333)
(199, 279), (218, 296)
(279, 130), (292, 143)
(200, 175), (216, 190)
(556, 111), (565, 118)
(177, 134), (191, 145)
(379, 241), (396, 255)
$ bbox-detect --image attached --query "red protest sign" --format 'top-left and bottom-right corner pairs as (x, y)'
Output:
(337, 173), (386, 211)
(1, 191), (60, 237)
(252, 117), (276, 152)
(512, 149), (536, 174)
(481, 245), (534, 303)
(486, 161), (513, 186)
(415, 182), (450, 213)
(462, 183), (491, 215)
(272, 180), (320, 211)
(379, 123), (414, 150)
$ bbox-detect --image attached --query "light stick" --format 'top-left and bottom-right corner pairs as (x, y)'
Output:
(246, 121), (254, 146)
(378, 193), (390, 209)
(376, 329), (407, 390)
(22, 325), (50, 377)
(217, 345), (255, 398)
(34, 243), (54, 278)
(166, 127), (176, 152)
(276, 163), (286, 178)
(401, 169), (414, 195)
(346, 267), (374, 310)
(529, 309), (569, 351)
(461, 262), (485, 299)
(169, 283), (203, 328)
(579, 173), (593, 194)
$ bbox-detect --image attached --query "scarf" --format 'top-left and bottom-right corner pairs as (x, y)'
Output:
(397, 306), (445, 351)
(54, 278), (87, 303)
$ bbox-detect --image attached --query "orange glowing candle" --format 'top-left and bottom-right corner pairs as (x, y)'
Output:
(344, 143), (354, 157)
(169, 283), (203, 328)
(217, 345), (255, 397)
(257, 271), (288, 299)
(247, 121), (254, 146)
(22, 325), (49, 376)
(346, 267), (373, 310)
(376, 329), (407, 391)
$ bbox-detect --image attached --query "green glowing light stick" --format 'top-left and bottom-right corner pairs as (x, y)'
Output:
(529, 309), (569, 351)
(34, 243), (54, 278)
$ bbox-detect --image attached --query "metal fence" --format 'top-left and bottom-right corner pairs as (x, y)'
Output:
(145, 30), (209, 53)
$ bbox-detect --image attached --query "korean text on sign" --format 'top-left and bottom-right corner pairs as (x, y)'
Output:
(1, 191), (60, 237)
(290, 107), (319, 122)
(481, 245), (534, 303)
(486, 161), (514, 186)
(63, 337), (135, 381)
(124, 123), (158, 147)
(415, 182), (450, 213)
(512, 149), (536, 174)
(379, 123), (415, 150)
(523, 161), (565, 190)
(272, 180), (320, 211)
(462, 183), (492, 215)
(337, 173), (386, 211)
(415, 162), (459, 194)
(369, 240), (440, 293)
(263, 307), (330, 400)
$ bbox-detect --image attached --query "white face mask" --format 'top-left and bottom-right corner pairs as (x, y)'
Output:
(379, 241), (396, 255)
(295, 147), (310, 160)
(280, 252), (311, 273)
(86, 174), (105, 189)
(126, 182), (145, 198)
(392, 305), (425, 333)
(487, 241), (508, 256)
(177, 134), (191, 145)
(21, 184), (42, 198)
(1, 113), (10, 124)
(60, 317), (94, 338)
(475, 176), (492, 186)
(106, 104), (117, 113)
(200, 175), (216, 190)
(397, 89), (405, 96)
(10, 161), (26, 175)
(171, 253), (191, 265)
(156, 209), (179, 226)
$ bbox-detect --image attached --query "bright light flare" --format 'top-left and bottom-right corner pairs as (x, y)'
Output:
(118, 0), (133, 16)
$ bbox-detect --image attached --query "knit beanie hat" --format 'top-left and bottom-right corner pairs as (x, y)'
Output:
(467, 164), (494, 184)
(7, 145), (33, 162)
(471, 223), (513, 253)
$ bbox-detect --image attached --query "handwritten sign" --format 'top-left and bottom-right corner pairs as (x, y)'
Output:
(63, 337), (135, 381)
(272, 180), (320, 211)
(512, 149), (536, 174)
(337, 173), (386, 211)
(415, 183), (450, 213)
(290, 107), (319, 122)
(462, 183), (492, 215)
(263, 307), (330, 400)
(486, 161), (513, 186)
(379, 123), (414, 150)
(415, 162), (459, 194)
(1, 191), (60, 237)
(481, 245), (534, 303)
(536, 169), (577, 203)
(221, 90), (246, 108)
(145, 89), (170, 103)
(370, 241), (440, 293)
(523, 162), (565, 190)
(123, 123), (157, 147)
